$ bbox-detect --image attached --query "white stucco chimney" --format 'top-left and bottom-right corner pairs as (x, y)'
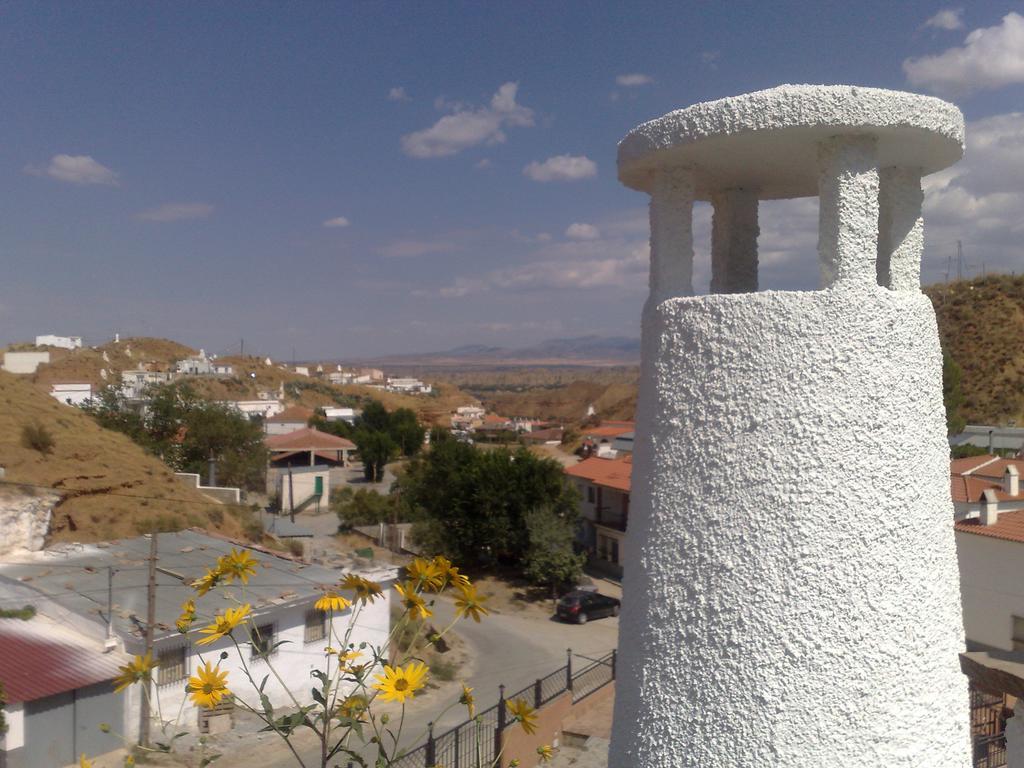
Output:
(981, 489), (1000, 526)
(1005, 465), (1020, 497)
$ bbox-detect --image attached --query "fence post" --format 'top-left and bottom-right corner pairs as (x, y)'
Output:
(495, 683), (506, 761)
(534, 678), (543, 709)
(566, 648), (573, 692)
(611, 648), (617, 680)
(425, 721), (435, 768)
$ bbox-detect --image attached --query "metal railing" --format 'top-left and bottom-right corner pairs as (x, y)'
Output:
(391, 649), (616, 768)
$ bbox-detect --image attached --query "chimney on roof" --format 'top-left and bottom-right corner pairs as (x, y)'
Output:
(981, 489), (1000, 526)
(1005, 465), (1020, 497)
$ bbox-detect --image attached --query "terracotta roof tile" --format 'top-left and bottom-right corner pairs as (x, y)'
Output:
(564, 456), (632, 493)
(265, 427), (355, 451)
(956, 510), (1024, 545)
(266, 405), (315, 423)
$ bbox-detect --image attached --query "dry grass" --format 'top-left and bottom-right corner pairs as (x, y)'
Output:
(0, 370), (249, 544)
(926, 275), (1024, 426)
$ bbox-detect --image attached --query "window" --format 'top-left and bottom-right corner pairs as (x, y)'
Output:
(251, 623), (276, 659)
(157, 646), (187, 686)
(305, 609), (327, 644)
(586, 486), (595, 504)
(1013, 616), (1024, 651)
(609, 538), (620, 565)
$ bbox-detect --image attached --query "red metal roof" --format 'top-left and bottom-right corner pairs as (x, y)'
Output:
(0, 619), (128, 703)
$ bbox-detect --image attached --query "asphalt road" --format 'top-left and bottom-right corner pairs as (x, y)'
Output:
(221, 591), (619, 767)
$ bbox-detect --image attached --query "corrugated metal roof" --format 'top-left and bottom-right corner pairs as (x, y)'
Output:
(0, 531), (395, 652)
(0, 617), (128, 703)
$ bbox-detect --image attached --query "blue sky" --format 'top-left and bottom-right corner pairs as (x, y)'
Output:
(2, 1), (1022, 358)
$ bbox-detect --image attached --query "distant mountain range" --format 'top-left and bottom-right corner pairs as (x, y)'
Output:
(354, 335), (641, 367)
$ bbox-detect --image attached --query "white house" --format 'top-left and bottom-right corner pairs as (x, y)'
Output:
(176, 350), (215, 376)
(225, 399), (285, 420)
(277, 465), (331, 514)
(49, 382), (93, 407)
(951, 455), (1024, 521)
(34, 334), (82, 350)
(120, 367), (174, 399)
(386, 377), (432, 394)
(264, 405), (315, 435)
(328, 371), (355, 385)
(2, 351), (50, 374)
(322, 406), (358, 424)
(0, 596), (129, 767)
(0, 531), (397, 746)
(564, 455), (632, 578)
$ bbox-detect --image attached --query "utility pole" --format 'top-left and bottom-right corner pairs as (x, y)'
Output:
(139, 532), (158, 748)
(240, 337), (244, 357)
(945, 253), (951, 284)
(106, 567), (116, 641)
(957, 240), (963, 282)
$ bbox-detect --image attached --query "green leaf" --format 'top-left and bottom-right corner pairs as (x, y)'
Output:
(312, 687), (326, 706)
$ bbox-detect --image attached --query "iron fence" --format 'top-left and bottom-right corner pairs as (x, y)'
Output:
(392, 649), (616, 768)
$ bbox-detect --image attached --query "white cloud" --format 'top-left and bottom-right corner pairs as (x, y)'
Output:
(28, 154), (119, 186)
(616, 73), (653, 87)
(323, 216), (351, 228)
(924, 8), (964, 31)
(401, 82), (534, 158)
(136, 202), (214, 221)
(921, 112), (1024, 280)
(388, 86), (410, 102)
(904, 12), (1024, 93)
(475, 158), (492, 170)
(565, 223), (600, 240)
(523, 154), (597, 183)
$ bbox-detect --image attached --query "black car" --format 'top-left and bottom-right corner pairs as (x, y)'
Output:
(556, 590), (620, 624)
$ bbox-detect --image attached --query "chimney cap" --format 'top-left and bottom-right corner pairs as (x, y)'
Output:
(982, 489), (999, 503)
(1007, 465), (1020, 477)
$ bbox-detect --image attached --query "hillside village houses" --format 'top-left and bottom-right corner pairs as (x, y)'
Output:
(1, 350), (50, 375)
(48, 381), (93, 407)
(34, 334), (82, 350)
(564, 454), (632, 579)
(0, 531), (396, 767)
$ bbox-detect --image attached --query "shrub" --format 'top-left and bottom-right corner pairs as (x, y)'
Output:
(20, 422), (55, 455)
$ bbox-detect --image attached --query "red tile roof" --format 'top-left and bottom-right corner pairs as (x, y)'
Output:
(950, 455), (1000, 475)
(266, 405), (315, 423)
(265, 427), (355, 451)
(0, 619), (129, 703)
(956, 510), (1024, 545)
(950, 455), (1024, 503)
(564, 455), (632, 493)
(583, 421), (635, 439)
(972, 458), (1024, 481)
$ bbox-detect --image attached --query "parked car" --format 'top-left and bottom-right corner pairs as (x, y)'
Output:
(555, 590), (620, 624)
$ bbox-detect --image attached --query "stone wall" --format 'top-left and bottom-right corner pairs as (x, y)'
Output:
(0, 487), (58, 555)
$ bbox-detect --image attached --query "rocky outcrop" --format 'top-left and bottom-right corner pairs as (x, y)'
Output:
(0, 488), (58, 555)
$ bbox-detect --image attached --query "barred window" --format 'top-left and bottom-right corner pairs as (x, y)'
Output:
(157, 646), (187, 686)
(251, 623), (275, 659)
(305, 609), (327, 644)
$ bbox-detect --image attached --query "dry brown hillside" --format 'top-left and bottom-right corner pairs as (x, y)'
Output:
(481, 376), (638, 422)
(927, 274), (1024, 426)
(25, 337), (196, 390)
(0, 370), (252, 544)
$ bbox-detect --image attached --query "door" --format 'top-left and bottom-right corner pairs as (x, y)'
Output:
(314, 475), (324, 497)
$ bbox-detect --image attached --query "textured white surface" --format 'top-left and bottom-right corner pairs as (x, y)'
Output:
(878, 166), (925, 291)
(710, 188), (759, 293)
(610, 288), (970, 767)
(817, 135), (879, 287)
(648, 167), (696, 301)
(618, 84), (964, 197)
(0, 490), (57, 555)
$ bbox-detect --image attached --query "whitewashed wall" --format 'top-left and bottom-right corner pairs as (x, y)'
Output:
(956, 531), (1024, 650)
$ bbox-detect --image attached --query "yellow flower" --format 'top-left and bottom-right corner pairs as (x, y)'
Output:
(506, 698), (537, 735)
(124, 756), (135, 768)
(113, 652), (157, 693)
(337, 693), (368, 721)
(340, 573), (383, 604)
(315, 592), (352, 612)
(432, 555), (470, 590)
(395, 581), (433, 620)
(537, 745), (554, 762)
(337, 649), (363, 670)
(191, 568), (222, 596)
(188, 661), (230, 708)
(217, 548), (259, 584)
(509, 761), (520, 768)
(459, 683), (475, 718)
(408, 557), (445, 592)
(176, 599), (197, 634)
(79, 754), (93, 768)
(195, 603), (251, 646)
(372, 661), (428, 704)
(454, 583), (489, 623)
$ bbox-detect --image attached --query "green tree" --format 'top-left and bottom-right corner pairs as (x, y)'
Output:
(355, 429), (398, 482)
(332, 486), (401, 528)
(522, 505), (586, 593)
(402, 442), (579, 568)
(943, 351), (967, 436)
(388, 408), (425, 456)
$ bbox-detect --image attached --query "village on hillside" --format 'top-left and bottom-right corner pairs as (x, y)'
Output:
(4, 6), (1024, 768)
